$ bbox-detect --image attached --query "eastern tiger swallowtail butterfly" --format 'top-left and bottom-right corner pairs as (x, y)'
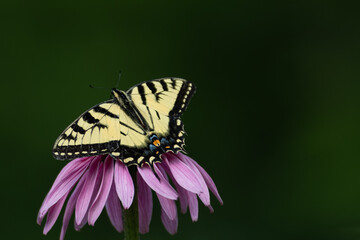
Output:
(53, 78), (196, 167)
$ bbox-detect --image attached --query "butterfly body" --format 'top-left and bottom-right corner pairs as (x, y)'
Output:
(53, 78), (195, 167)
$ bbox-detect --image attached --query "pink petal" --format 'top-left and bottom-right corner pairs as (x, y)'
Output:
(42, 157), (92, 200)
(163, 154), (202, 194)
(208, 205), (214, 213)
(38, 157), (93, 223)
(88, 156), (114, 225)
(114, 160), (134, 209)
(184, 153), (223, 205)
(176, 185), (189, 214)
(159, 163), (189, 214)
(106, 181), (123, 232)
(43, 191), (69, 235)
(177, 153), (210, 206)
(187, 192), (198, 222)
(137, 164), (177, 200)
(74, 161), (104, 231)
(153, 165), (177, 220)
(157, 194), (177, 220)
(74, 212), (88, 231)
(161, 208), (178, 235)
(46, 157), (92, 197)
(75, 157), (100, 225)
(59, 173), (87, 240)
(137, 172), (153, 234)
(153, 164), (169, 181)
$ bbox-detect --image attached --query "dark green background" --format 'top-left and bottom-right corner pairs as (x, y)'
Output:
(2, 1), (360, 239)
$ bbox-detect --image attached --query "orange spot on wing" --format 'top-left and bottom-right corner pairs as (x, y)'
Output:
(153, 139), (161, 147)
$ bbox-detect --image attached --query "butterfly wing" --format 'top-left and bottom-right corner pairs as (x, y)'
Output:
(53, 77), (196, 166)
(52, 100), (148, 160)
(127, 78), (196, 155)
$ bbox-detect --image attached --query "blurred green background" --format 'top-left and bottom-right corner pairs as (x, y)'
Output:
(1, 0), (360, 239)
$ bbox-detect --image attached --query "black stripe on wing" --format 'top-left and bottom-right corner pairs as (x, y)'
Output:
(53, 100), (120, 160)
(82, 112), (99, 124)
(71, 124), (86, 134)
(127, 78), (196, 117)
(137, 85), (147, 105)
(54, 141), (120, 160)
(93, 105), (119, 119)
(168, 79), (196, 117)
(160, 79), (168, 91)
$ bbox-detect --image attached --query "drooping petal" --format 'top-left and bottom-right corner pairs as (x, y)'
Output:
(38, 157), (93, 222)
(208, 205), (214, 213)
(184, 154), (223, 205)
(177, 153), (210, 206)
(88, 156), (114, 225)
(163, 154), (202, 194)
(40, 166), (84, 214)
(74, 162), (104, 231)
(153, 165), (177, 220)
(43, 191), (69, 235)
(114, 160), (134, 209)
(75, 157), (100, 225)
(106, 181), (123, 232)
(176, 184), (189, 214)
(74, 212), (88, 231)
(157, 194), (177, 220)
(137, 164), (177, 200)
(44, 157), (92, 199)
(160, 163), (189, 214)
(155, 164), (168, 179)
(161, 208), (178, 235)
(59, 173), (87, 240)
(187, 192), (198, 222)
(137, 172), (153, 234)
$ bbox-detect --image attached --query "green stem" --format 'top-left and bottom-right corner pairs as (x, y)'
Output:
(123, 166), (139, 240)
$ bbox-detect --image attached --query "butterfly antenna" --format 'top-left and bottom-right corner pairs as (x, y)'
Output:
(89, 84), (111, 90)
(89, 84), (113, 99)
(115, 71), (122, 89)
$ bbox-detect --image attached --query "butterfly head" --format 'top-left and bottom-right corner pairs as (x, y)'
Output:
(112, 88), (130, 105)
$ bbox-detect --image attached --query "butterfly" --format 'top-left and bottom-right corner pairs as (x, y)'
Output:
(53, 78), (196, 166)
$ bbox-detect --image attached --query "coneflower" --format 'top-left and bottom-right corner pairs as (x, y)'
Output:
(37, 152), (222, 239)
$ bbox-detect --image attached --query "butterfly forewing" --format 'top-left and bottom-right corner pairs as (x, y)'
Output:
(127, 78), (195, 117)
(53, 100), (121, 160)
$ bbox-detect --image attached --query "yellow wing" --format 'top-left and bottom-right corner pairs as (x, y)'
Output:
(127, 78), (195, 152)
(53, 100), (148, 160)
